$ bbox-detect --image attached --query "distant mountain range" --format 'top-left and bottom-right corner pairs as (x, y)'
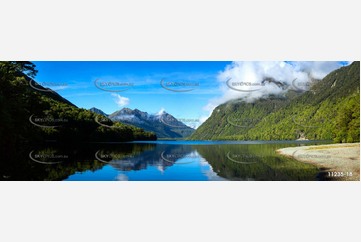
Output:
(89, 107), (195, 139)
(190, 61), (360, 142)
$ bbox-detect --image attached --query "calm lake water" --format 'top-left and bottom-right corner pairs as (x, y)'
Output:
(1, 140), (332, 181)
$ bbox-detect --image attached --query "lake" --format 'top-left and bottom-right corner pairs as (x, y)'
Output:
(0, 140), (333, 181)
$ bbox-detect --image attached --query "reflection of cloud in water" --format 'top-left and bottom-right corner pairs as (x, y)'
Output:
(203, 166), (226, 181)
(116, 173), (129, 181)
(199, 156), (226, 181)
(189, 151), (199, 158)
(156, 165), (165, 174)
(199, 157), (209, 166)
(192, 151), (225, 180)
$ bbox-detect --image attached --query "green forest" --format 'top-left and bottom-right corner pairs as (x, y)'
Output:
(0, 61), (156, 160)
(190, 62), (360, 142)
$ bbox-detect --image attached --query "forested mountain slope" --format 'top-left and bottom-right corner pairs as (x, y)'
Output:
(190, 62), (360, 142)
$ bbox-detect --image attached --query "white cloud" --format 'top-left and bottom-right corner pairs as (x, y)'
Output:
(290, 61), (347, 79)
(199, 113), (212, 126)
(111, 93), (129, 107)
(199, 61), (350, 125)
(156, 107), (166, 116)
(116, 173), (129, 181)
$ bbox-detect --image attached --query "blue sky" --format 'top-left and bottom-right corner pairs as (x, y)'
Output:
(32, 61), (350, 127)
(33, 61), (231, 124)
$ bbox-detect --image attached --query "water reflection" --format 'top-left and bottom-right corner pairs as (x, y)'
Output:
(195, 144), (319, 181)
(0, 143), (105, 181)
(93, 144), (197, 170)
(0, 141), (327, 181)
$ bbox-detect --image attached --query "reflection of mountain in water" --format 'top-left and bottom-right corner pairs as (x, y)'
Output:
(194, 144), (320, 181)
(1, 141), (325, 181)
(98, 142), (321, 181)
(102, 144), (194, 172)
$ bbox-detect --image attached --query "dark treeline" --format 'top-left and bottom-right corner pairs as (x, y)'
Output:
(0, 61), (156, 161)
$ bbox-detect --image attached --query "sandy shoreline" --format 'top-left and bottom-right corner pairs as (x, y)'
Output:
(277, 143), (360, 181)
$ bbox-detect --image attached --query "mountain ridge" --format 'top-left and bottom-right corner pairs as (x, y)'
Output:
(190, 61), (360, 142)
(0, 61), (157, 159)
(106, 107), (195, 138)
